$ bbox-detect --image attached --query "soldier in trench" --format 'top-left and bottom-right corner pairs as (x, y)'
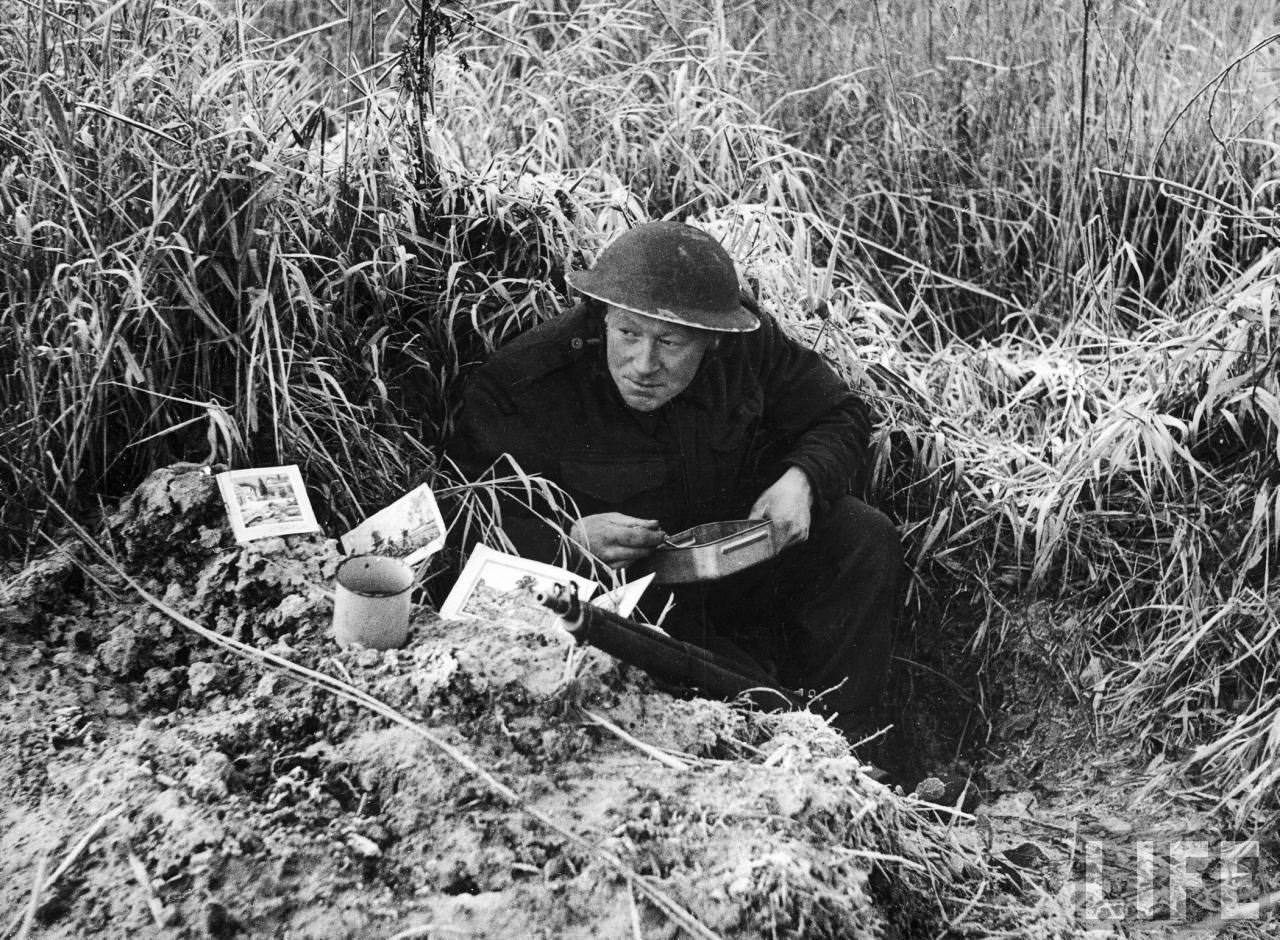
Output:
(450, 220), (904, 747)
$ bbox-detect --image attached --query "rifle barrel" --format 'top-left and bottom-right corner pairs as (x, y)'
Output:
(537, 586), (804, 711)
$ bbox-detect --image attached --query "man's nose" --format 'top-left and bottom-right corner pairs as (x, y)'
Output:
(633, 339), (661, 375)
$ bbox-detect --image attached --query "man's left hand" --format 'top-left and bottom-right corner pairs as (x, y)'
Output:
(749, 466), (813, 549)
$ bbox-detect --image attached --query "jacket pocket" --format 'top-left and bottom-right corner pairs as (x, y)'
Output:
(707, 394), (764, 499)
(710, 390), (764, 453)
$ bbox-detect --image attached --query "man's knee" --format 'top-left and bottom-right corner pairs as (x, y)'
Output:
(820, 495), (903, 577)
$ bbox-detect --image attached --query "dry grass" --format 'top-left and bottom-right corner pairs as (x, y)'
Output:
(3, 0), (1280, 853)
(440, 0), (1280, 822)
(433, 0), (1280, 826)
(0, 0), (575, 548)
(727, 0), (1280, 338)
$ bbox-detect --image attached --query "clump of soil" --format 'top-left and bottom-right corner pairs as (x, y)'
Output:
(0, 465), (1080, 938)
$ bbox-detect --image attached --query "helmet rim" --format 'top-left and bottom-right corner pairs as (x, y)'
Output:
(567, 222), (761, 333)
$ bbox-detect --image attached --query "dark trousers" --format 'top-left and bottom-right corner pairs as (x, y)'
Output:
(654, 495), (903, 740)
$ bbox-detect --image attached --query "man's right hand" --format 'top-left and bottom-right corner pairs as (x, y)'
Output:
(568, 513), (666, 569)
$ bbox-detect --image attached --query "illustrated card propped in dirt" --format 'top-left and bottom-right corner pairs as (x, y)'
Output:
(216, 465), (321, 543)
(341, 483), (446, 566)
(591, 572), (654, 619)
(441, 545), (598, 634)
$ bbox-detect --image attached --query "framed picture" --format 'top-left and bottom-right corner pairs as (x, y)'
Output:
(341, 483), (447, 567)
(216, 465), (321, 544)
(440, 545), (598, 633)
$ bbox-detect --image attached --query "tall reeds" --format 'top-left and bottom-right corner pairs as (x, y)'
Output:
(435, 0), (1280, 823)
(0, 0), (573, 549)
(4, 0), (1280, 828)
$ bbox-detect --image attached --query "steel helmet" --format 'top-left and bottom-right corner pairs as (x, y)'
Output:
(566, 221), (760, 333)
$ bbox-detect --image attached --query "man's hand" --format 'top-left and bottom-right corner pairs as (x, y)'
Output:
(749, 466), (813, 549)
(569, 513), (666, 569)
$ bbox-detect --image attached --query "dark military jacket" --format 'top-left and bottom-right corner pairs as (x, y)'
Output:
(451, 303), (871, 563)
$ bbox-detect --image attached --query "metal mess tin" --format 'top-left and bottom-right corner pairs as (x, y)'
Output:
(637, 519), (777, 584)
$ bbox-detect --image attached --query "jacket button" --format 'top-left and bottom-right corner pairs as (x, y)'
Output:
(570, 337), (584, 350)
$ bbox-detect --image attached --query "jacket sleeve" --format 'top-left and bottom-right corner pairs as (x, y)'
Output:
(448, 367), (571, 565)
(752, 312), (873, 509)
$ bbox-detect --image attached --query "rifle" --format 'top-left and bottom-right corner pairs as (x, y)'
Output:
(536, 583), (807, 713)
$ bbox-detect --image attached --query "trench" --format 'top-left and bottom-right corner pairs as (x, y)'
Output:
(874, 606), (993, 789)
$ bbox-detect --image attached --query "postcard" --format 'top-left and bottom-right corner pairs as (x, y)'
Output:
(440, 545), (598, 634)
(216, 465), (321, 543)
(341, 483), (446, 567)
(591, 572), (655, 619)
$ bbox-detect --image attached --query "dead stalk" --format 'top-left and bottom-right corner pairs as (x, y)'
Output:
(3, 805), (124, 940)
(11, 856), (45, 940)
(126, 852), (167, 928)
(583, 708), (691, 771)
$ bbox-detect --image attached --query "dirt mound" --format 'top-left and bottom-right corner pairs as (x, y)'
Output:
(1, 466), (1076, 938)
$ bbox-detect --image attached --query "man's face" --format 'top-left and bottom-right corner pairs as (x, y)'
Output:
(604, 307), (714, 412)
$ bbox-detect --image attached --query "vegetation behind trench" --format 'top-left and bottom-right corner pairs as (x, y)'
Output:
(2, 0), (1280, 826)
